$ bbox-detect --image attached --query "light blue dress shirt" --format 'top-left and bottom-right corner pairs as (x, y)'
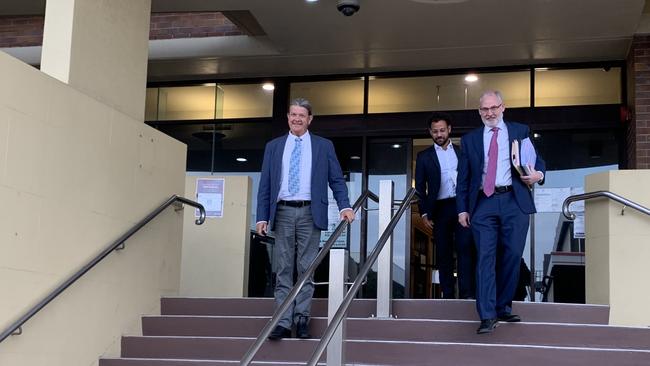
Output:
(482, 120), (512, 188)
(278, 131), (312, 201)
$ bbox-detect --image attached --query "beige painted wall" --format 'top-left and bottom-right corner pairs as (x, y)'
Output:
(181, 176), (251, 297)
(0, 48), (187, 365)
(41, 0), (151, 121)
(585, 170), (650, 326)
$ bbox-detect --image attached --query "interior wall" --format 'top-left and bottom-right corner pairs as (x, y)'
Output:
(180, 175), (251, 297)
(0, 51), (187, 366)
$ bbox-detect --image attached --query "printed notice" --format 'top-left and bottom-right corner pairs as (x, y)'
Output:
(196, 178), (225, 218)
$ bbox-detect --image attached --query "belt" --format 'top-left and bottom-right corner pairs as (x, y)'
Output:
(494, 185), (513, 194)
(278, 200), (311, 207)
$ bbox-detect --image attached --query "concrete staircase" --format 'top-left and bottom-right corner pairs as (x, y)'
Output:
(99, 298), (650, 365)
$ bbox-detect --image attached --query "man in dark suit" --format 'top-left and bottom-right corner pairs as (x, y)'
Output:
(415, 112), (475, 299)
(256, 98), (354, 340)
(456, 90), (545, 334)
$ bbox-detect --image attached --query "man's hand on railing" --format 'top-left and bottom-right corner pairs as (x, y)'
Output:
(340, 209), (355, 223)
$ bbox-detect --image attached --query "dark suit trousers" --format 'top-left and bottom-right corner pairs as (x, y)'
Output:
(470, 191), (529, 320)
(433, 198), (475, 299)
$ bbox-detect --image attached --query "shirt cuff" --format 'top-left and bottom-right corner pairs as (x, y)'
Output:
(339, 208), (353, 214)
(255, 221), (268, 226)
(421, 213), (428, 218)
(458, 212), (468, 217)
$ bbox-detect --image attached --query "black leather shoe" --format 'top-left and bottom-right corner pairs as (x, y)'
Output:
(477, 318), (498, 334)
(268, 325), (291, 340)
(497, 313), (521, 323)
(296, 316), (311, 339)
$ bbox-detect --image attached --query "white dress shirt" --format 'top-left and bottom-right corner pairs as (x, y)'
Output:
(435, 143), (458, 200)
(278, 131), (312, 201)
(482, 120), (512, 188)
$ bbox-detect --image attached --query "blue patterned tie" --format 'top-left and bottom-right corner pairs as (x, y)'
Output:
(288, 137), (302, 195)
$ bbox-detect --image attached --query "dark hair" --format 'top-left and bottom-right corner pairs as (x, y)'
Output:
(289, 98), (313, 116)
(426, 112), (452, 130)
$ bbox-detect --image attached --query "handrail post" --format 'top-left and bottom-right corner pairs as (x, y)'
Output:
(377, 180), (394, 318)
(327, 248), (347, 366)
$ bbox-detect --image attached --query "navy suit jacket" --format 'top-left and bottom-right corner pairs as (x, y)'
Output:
(456, 121), (546, 216)
(256, 133), (351, 231)
(415, 143), (461, 219)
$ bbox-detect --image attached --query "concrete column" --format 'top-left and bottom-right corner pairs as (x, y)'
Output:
(585, 170), (650, 326)
(41, 0), (151, 121)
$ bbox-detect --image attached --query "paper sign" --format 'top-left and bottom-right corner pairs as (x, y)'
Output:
(196, 178), (225, 218)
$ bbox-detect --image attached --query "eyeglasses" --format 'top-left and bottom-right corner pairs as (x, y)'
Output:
(478, 104), (502, 114)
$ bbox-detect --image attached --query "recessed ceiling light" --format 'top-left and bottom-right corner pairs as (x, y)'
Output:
(262, 83), (275, 91)
(350, 155), (361, 160)
(236, 157), (247, 162)
(533, 133), (541, 139)
(464, 74), (479, 82)
(392, 144), (401, 149)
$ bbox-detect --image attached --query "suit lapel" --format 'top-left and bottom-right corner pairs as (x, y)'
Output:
(311, 135), (320, 180)
(273, 135), (287, 188)
(476, 129), (484, 168)
(505, 121), (516, 157)
(429, 146), (440, 170)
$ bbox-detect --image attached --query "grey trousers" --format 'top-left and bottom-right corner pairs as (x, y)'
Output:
(272, 204), (321, 329)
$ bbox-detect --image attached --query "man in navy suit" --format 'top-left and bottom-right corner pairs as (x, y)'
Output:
(456, 90), (545, 334)
(256, 98), (354, 340)
(415, 112), (475, 299)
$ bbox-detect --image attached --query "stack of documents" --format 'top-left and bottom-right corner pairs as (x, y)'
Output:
(511, 138), (537, 176)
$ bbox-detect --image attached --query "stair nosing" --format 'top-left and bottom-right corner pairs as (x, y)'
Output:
(144, 315), (645, 330)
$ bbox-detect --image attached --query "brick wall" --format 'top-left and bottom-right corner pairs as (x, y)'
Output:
(0, 12), (242, 48)
(630, 35), (650, 169)
(150, 12), (242, 39)
(0, 15), (44, 47)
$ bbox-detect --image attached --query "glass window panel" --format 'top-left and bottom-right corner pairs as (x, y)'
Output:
(145, 88), (159, 121)
(368, 71), (530, 113)
(290, 79), (364, 115)
(535, 67), (621, 107)
(158, 85), (216, 120)
(218, 84), (273, 118)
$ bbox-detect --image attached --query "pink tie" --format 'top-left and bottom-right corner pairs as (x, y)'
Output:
(483, 127), (499, 197)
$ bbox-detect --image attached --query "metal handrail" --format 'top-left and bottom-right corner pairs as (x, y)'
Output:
(0, 194), (205, 343)
(240, 190), (379, 365)
(562, 190), (650, 220)
(306, 187), (418, 366)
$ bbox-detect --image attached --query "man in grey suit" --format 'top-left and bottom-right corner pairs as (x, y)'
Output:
(256, 98), (355, 340)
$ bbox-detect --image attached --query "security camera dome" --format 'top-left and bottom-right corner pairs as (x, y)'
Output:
(337, 0), (360, 16)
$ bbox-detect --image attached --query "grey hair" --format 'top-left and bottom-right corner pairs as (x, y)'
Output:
(479, 90), (504, 105)
(289, 98), (313, 116)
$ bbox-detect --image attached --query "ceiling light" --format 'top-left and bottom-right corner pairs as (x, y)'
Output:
(536, 67), (549, 72)
(236, 157), (247, 162)
(306, 0), (318, 2)
(350, 155), (361, 160)
(392, 144), (401, 149)
(533, 133), (541, 139)
(464, 74), (478, 82)
(262, 83), (275, 91)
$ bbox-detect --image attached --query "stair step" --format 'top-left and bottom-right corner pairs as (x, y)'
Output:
(119, 336), (650, 366)
(100, 358), (308, 366)
(161, 298), (609, 325)
(141, 317), (650, 351)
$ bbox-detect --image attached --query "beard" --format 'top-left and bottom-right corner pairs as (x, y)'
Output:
(434, 137), (449, 147)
